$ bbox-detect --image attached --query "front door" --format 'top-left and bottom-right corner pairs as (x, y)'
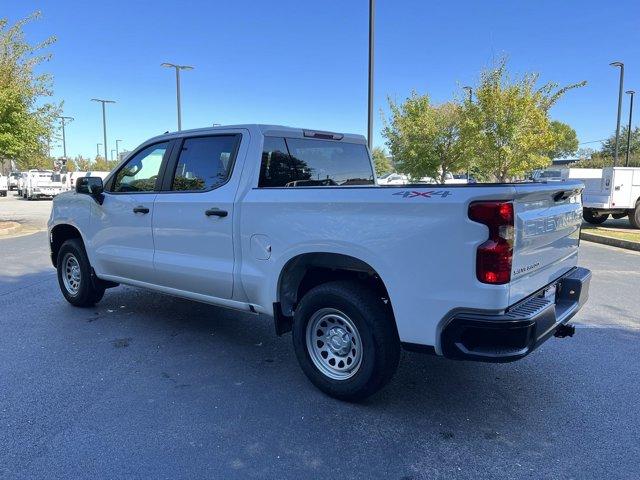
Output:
(152, 134), (241, 299)
(90, 141), (170, 283)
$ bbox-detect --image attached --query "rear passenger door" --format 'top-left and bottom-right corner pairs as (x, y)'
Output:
(152, 133), (242, 299)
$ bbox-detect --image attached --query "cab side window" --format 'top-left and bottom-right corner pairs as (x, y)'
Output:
(112, 142), (169, 192)
(171, 135), (239, 191)
(259, 137), (374, 187)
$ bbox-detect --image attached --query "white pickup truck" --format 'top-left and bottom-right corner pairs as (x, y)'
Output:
(48, 125), (591, 400)
(0, 175), (7, 197)
(23, 169), (64, 200)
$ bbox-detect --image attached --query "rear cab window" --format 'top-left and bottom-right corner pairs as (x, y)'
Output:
(170, 135), (240, 191)
(259, 137), (374, 187)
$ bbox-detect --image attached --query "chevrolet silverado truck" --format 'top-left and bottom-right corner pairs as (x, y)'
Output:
(48, 125), (591, 400)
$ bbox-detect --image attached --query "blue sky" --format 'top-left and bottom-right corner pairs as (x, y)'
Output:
(6, 0), (640, 160)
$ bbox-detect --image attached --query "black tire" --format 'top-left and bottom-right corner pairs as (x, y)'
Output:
(629, 204), (640, 229)
(583, 209), (608, 225)
(56, 238), (105, 307)
(292, 280), (400, 401)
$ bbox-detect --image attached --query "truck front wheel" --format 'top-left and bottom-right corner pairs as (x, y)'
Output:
(56, 239), (105, 307)
(292, 280), (400, 401)
(629, 204), (640, 229)
(583, 209), (608, 225)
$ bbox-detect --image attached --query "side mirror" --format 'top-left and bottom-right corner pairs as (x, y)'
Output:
(76, 176), (104, 203)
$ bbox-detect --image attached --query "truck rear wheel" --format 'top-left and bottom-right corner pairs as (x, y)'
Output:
(583, 209), (608, 225)
(292, 280), (400, 401)
(56, 239), (105, 307)
(629, 204), (640, 229)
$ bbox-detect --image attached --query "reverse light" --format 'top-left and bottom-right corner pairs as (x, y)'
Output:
(469, 201), (514, 285)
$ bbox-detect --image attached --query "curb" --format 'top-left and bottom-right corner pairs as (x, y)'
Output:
(0, 221), (22, 237)
(580, 231), (640, 252)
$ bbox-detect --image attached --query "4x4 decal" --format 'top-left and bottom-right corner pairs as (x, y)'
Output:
(393, 190), (452, 198)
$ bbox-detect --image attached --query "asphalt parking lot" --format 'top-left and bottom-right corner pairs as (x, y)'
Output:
(1, 192), (639, 479)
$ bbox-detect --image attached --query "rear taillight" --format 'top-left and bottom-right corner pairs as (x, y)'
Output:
(468, 201), (514, 285)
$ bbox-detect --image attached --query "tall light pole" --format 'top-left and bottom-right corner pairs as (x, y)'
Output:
(96, 143), (102, 158)
(57, 115), (74, 159)
(625, 90), (635, 167)
(111, 149), (116, 161)
(161, 63), (194, 131)
(116, 139), (123, 161)
(91, 98), (115, 161)
(463, 86), (473, 102)
(462, 87), (473, 180)
(367, 0), (375, 150)
(610, 62), (624, 166)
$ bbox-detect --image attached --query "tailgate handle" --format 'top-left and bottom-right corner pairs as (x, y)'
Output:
(553, 189), (578, 202)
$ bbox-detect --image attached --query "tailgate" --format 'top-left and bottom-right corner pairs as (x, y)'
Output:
(509, 181), (583, 304)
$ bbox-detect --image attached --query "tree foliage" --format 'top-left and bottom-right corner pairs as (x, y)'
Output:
(371, 146), (393, 176)
(600, 126), (640, 158)
(383, 93), (467, 182)
(0, 11), (60, 170)
(547, 121), (578, 159)
(460, 58), (585, 181)
(569, 155), (640, 168)
(92, 156), (118, 171)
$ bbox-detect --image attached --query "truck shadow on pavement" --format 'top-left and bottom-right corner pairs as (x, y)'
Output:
(91, 285), (640, 415)
(5, 276), (640, 479)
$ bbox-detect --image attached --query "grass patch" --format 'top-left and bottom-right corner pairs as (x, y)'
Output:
(582, 226), (640, 243)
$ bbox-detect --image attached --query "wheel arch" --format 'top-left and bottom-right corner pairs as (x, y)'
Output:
(49, 223), (84, 267)
(274, 251), (397, 335)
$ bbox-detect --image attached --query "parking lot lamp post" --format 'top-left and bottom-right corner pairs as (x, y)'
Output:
(91, 98), (116, 162)
(367, 0), (374, 150)
(57, 116), (74, 160)
(116, 139), (123, 161)
(161, 63), (194, 131)
(111, 149), (116, 161)
(462, 86), (473, 180)
(96, 143), (102, 158)
(610, 62), (624, 166)
(625, 90), (635, 167)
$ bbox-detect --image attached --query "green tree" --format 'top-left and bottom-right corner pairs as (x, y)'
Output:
(383, 93), (467, 183)
(0, 11), (60, 171)
(461, 58), (585, 181)
(93, 155), (118, 171)
(371, 146), (393, 176)
(547, 121), (578, 159)
(600, 126), (640, 158)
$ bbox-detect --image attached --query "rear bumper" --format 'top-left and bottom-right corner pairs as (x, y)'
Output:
(441, 267), (591, 363)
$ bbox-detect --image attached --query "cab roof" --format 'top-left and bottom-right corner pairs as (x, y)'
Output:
(144, 124), (366, 146)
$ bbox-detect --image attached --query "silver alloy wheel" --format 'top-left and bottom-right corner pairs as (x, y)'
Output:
(62, 253), (81, 296)
(305, 308), (363, 380)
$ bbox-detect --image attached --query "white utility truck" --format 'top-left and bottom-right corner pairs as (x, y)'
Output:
(63, 171), (111, 191)
(8, 172), (21, 191)
(0, 175), (7, 197)
(48, 125), (591, 400)
(576, 167), (640, 228)
(23, 169), (64, 200)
